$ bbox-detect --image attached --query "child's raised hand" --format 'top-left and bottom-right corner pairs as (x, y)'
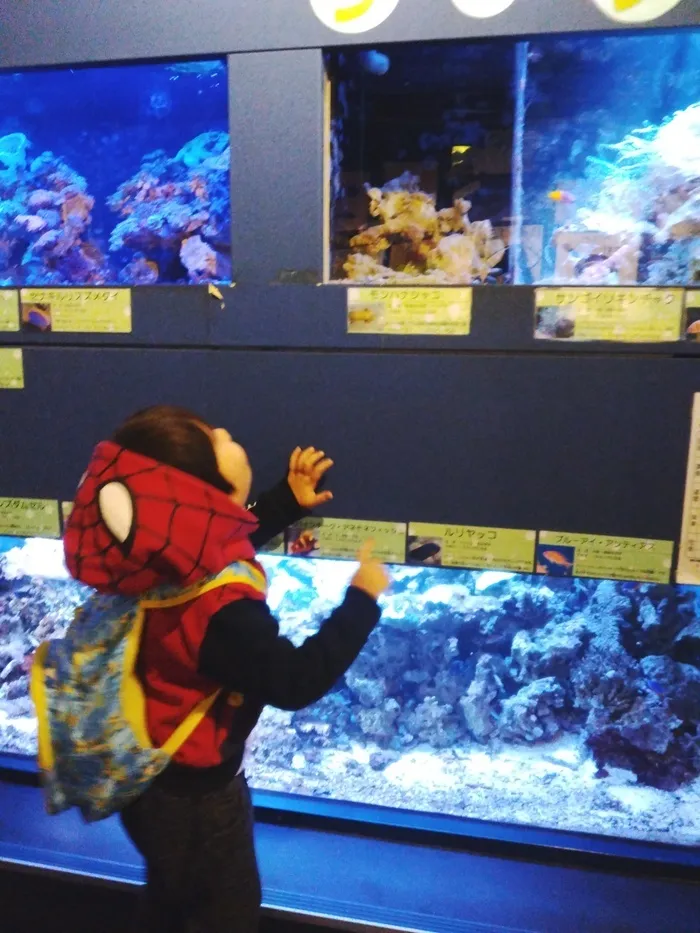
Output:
(351, 540), (391, 601)
(288, 446), (334, 509)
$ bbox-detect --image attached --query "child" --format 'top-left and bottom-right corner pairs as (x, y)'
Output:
(62, 405), (390, 933)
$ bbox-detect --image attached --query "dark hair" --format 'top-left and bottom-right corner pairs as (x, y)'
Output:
(113, 405), (234, 495)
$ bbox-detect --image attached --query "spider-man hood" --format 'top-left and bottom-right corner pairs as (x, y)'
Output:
(63, 441), (259, 596)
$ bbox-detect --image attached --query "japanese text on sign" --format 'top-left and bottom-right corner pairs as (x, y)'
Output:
(408, 523), (536, 573)
(20, 288), (132, 334)
(537, 531), (673, 584)
(348, 287), (472, 336)
(287, 517), (407, 562)
(0, 498), (61, 538)
(535, 287), (683, 343)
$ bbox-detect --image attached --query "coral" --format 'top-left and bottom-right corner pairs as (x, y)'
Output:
(0, 137), (109, 286)
(499, 678), (567, 743)
(510, 617), (590, 683)
(459, 654), (505, 742)
(343, 173), (505, 285)
(107, 132), (231, 284)
(563, 104), (700, 285)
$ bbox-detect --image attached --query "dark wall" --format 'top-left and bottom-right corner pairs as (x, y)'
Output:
(0, 0), (699, 69)
(0, 347), (696, 544)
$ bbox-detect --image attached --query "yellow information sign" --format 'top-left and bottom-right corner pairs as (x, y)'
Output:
(287, 517), (407, 563)
(408, 523), (536, 573)
(0, 291), (19, 332)
(20, 288), (132, 334)
(0, 497), (61, 538)
(347, 288), (472, 336)
(537, 531), (673, 584)
(535, 287), (683, 343)
(0, 348), (24, 389)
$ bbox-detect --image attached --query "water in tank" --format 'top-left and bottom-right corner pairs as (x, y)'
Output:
(1, 535), (699, 847)
(328, 30), (700, 288)
(0, 59), (230, 286)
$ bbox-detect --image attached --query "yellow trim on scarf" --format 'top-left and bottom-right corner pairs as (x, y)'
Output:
(30, 641), (53, 771)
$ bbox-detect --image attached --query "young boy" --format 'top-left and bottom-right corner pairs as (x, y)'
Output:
(63, 405), (390, 933)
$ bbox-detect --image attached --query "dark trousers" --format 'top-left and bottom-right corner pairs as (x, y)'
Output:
(120, 771), (261, 933)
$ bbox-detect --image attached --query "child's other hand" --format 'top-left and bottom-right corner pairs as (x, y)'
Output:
(351, 540), (391, 601)
(288, 446), (334, 509)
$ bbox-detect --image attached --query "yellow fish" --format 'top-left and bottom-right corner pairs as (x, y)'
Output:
(614, 0), (642, 9)
(336, 0), (373, 23)
(349, 308), (376, 324)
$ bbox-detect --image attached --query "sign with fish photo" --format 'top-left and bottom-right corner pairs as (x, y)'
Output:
(0, 348), (24, 389)
(534, 287), (684, 343)
(286, 517), (407, 562)
(20, 288), (132, 334)
(537, 532), (674, 584)
(0, 497), (61, 538)
(347, 287), (472, 336)
(407, 523), (537, 573)
(0, 291), (20, 332)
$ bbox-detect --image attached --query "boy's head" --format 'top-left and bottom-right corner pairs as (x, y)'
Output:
(113, 405), (252, 507)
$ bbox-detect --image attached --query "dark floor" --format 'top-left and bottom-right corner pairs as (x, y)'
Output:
(1, 778), (700, 933)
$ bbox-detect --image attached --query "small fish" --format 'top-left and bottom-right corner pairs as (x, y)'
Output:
(542, 550), (573, 569)
(686, 319), (700, 337)
(336, 0), (373, 23)
(349, 308), (375, 324)
(548, 189), (576, 205)
(409, 541), (441, 563)
(615, 0), (643, 10)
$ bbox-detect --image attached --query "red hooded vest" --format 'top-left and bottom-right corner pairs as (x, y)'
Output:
(63, 440), (267, 767)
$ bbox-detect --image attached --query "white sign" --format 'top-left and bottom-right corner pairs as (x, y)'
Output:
(590, 0), (683, 23)
(452, 0), (517, 17)
(677, 394), (700, 585)
(309, 0), (400, 33)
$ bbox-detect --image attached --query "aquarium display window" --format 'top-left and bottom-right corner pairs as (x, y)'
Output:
(519, 32), (700, 287)
(0, 59), (230, 286)
(327, 42), (514, 285)
(328, 30), (700, 288)
(2, 535), (700, 847)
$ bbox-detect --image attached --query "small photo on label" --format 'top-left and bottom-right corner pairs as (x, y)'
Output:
(21, 301), (53, 333)
(287, 520), (323, 557)
(536, 544), (575, 577)
(535, 305), (576, 340)
(407, 535), (443, 566)
(685, 306), (700, 342)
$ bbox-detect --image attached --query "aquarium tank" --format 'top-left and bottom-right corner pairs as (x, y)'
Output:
(2, 535), (700, 847)
(327, 29), (700, 288)
(0, 59), (230, 286)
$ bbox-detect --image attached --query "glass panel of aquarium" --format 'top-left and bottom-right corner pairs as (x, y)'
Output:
(517, 30), (700, 287)
(326, 41), (515, 285)
(328, 30), (700, 288)
(0, 59), (230, 287)
(2, 535), (699, 846)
